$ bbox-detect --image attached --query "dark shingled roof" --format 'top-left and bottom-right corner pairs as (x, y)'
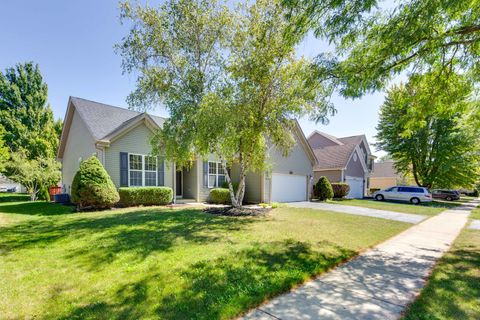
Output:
(310, 132), (365, 170)
(70, 97), (166, 140)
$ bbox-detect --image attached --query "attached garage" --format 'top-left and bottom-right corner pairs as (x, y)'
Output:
(271, 173), (307, 202)
(345, 176), (364, 199)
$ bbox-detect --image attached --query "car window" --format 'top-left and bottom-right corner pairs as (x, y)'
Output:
(398, 187), (408, 192)
(389, 187), (398, 192)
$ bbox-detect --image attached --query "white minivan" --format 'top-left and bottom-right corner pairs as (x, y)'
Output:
(373, 186), (432, 204)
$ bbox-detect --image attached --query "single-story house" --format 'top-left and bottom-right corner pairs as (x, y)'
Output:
(57, 97), (317, 203)
(307, 131), (376, 198)
(370, 160), (413, 190)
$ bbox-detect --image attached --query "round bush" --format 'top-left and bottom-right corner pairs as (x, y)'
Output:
(313, 176), (334, 201)
(119, 187), (173, 206)
(209, 188), (231, 204)
(331, 183), (350, 198)
(71, 156), (119, 210)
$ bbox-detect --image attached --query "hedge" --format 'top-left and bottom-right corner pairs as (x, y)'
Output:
(331, 183), (350, 198)
(71, 156), (119, 210)
(119, 187), (173, 206)
(209, 188), (231, 204)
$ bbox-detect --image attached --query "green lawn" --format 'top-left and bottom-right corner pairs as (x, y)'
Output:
(0, 198), (409, 319)
(329, 198), (464, 216)
(402, 228), (480, 319)
(471, 207), (480, 220)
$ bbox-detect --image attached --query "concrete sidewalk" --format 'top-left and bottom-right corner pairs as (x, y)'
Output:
(242, 200), (479, 320)
(286, 201), (426, 223)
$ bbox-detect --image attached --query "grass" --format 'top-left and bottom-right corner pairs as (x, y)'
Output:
(471, 207), (480, 220)
(329, 198), (467, 216)
(0, 199), (409, 319)
(402, 228), (480, 319)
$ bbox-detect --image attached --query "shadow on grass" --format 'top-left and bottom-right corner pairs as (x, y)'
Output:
(0, 209), (257, 263)
(0, 201), (74, 216)
(58, 240), (355, 319)
(403, 233), (480, 320)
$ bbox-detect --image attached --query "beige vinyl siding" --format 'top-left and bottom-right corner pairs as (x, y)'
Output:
(61, 110), (97, 193)
(244, 171), (262, 203)
(314, 170), (342, 183)
(370, 177), (397, 190)
(268, 137), (313, 176)
(104, 123), (173, 189)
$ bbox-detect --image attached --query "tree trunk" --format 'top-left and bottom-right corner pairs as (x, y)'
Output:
(221, 159), (246, 208)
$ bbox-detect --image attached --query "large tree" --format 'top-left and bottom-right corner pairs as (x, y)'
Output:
(376, 71), (480, 189)
(0, 125), (9, 172)
(118, 0), (333, 207)
(0, 62), (62, 159)
(283, 0), (480, 97)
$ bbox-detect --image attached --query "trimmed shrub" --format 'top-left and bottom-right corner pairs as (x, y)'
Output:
(71, 156), (119, 210)
(331, 183), (350, 198)
(313, 176), (334, 201)
(221, 181), (239, 193)
(119, 187), (173, 206)
(369, 188), (381, 195)
(209, 188), (231, 204)
(37, 186), (51, 201)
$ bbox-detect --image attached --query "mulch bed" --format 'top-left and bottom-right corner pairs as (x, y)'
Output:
(203, 206), (270, 216)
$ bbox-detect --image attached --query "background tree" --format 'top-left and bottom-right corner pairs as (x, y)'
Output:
(0, 125), (9, 173)
(283, 0), (480, 97)
(0, 62), (62, 159)
(6, 152), (61, 201)
(376, 72), (480, 189)
(118, 0), (333, 207)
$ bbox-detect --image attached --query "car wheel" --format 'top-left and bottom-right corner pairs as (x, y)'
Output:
(446, 196), (452, 201)
(410, 197), (420, 205)
(375, 194), (384, 201)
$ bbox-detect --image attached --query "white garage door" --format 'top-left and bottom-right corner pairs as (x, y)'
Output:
(345, 176), (364, 199)
(271, 173), (307, 202)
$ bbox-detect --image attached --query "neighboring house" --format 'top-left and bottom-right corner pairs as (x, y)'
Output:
(57, 97), (317, 203)
(370, 160), (413, 190)
(0, 174), (25, 193)
(307, 131), (375, 198)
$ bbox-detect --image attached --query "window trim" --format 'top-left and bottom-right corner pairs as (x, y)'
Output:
(128, 153), (158, 187)
(207, 161), (226, 188)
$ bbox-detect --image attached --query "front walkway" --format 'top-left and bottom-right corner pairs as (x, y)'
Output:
(242, 200), (479, 320)
(286, 201), (426, 223)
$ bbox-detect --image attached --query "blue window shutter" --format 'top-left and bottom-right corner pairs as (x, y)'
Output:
(158, 157), (164, 186)
(120, 152), (128, 187)
(203, 161), (208, 187)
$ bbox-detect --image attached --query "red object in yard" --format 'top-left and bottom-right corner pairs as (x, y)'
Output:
(49, 186), (62, 201)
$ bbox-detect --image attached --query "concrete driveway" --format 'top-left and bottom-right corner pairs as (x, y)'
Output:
(285, 201), (426, 224)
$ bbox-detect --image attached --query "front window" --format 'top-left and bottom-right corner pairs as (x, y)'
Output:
(129, 154), (157, 187)
(208, 161), (226, 188)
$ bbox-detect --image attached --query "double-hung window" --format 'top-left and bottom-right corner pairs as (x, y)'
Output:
(129, 154), (157, 186)
(208, 161), (226, 188)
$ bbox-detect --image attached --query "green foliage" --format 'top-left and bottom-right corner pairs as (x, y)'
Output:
(37, 187), (50, 202)
(118, 0), (333, 207)
(376, 72), (480, 189)
(6, 151), (61, 201)
(209, 188), (231, 204)
(118, 187), (173, 206)
(71, 156), (119, 210)
(221, 180), (239, 193)
(314, 176), (334, 201)
(331, 183), (350, 198)
(0, 62), (62, 160)
(0, 125), (9, 172)
(284, 0), (480, 97)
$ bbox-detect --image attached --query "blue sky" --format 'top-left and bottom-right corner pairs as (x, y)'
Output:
(0, 0), (388, 155)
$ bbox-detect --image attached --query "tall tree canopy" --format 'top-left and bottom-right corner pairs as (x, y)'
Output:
(376, 71), (480, 189)
(0, 125), (9, 172)
(283, 0), (480, 97)
(118, 0), (332, 207)
(0, 62), (62, 159)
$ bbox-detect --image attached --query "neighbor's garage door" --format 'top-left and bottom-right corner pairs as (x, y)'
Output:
(271, 173), (307, 202)
(345, 176), (364, 199)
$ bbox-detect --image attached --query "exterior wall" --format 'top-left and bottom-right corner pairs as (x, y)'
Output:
(268, 137), (313, 176)
(197, 154), (222, 201)
(344, 150), (365, 178)
(308, 133), (340, 149)
(244, 171), (262, 203)
(182, 162), (198, 199)
(61, 110), (97, 193)
(370, 177), (397, 190)
(314, 170), (342, 183)
(104, 123), (173, 189)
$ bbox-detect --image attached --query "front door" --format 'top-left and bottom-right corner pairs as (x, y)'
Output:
(176, 170), (183, 197)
